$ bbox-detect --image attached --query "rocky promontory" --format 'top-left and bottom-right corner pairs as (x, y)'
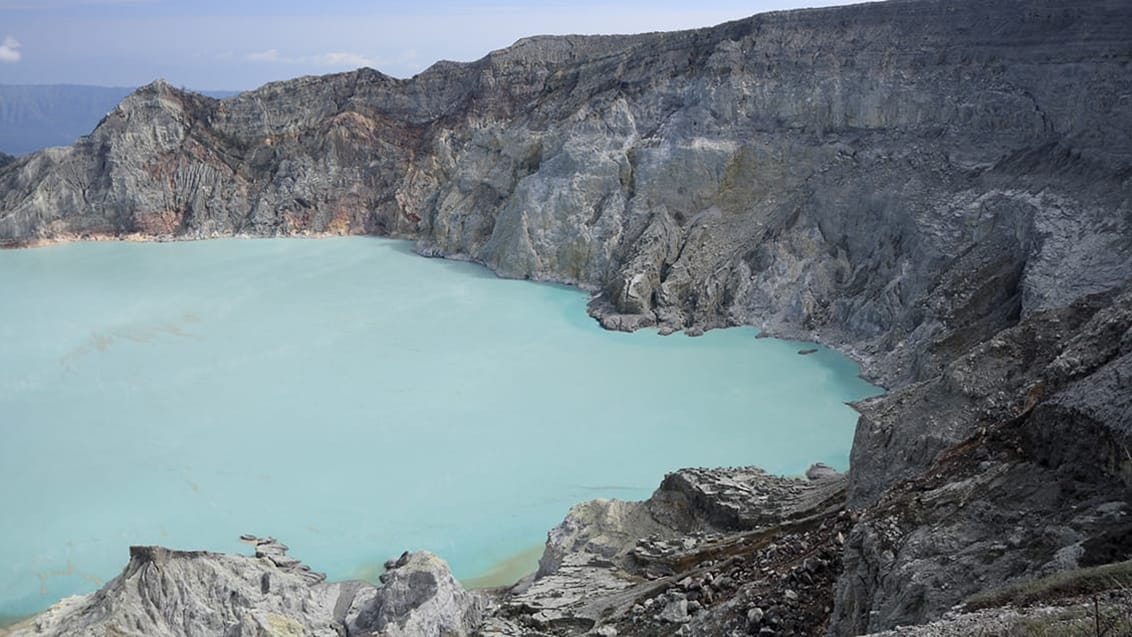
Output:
(1, 0), (1131, 634)
(2, 537), (483, 637)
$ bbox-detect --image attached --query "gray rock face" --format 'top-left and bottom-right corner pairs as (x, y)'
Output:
(2, 2), (1129, 362)
(832, 287), (1132, 634)
(492, 467), (850, 635)
(806, 463), (841, 481)
(1, 0), (1131, 634)
(347, 552), (483, 637)
(3, 541), (482, 637)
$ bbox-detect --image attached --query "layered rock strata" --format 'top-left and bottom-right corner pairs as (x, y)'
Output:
(1, 0), (1131, 633)
(483, 466), (854, 636)
(1, 538), (482, 637)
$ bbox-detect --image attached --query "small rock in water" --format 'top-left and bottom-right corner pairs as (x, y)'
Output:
(784, 589), (799, 602)
(269, 555), (301, 569)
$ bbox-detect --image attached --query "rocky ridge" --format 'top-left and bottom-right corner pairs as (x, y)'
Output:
(1, 0), (1131, 634)
(481, 466), (855, 636)
(1, 537), (482, 637)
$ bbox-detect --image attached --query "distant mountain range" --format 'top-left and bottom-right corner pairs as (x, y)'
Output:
(0, 84), (238, 156)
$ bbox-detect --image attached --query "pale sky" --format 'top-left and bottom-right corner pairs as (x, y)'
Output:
(0, 0), (858, 91)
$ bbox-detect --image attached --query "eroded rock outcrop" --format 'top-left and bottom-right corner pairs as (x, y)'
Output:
(831, 285), (1132, 634)
(482, 467), (853, 636)
(2, 539), (482, 637)
(347, 552), (484, 637)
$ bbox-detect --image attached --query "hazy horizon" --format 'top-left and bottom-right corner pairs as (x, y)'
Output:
(0, 0), (857, 92)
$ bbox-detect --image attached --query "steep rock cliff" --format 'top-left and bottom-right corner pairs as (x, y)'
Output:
(1, 0), (1131, 633)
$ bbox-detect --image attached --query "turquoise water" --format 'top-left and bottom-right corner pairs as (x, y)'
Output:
(0, 237), (880, 617)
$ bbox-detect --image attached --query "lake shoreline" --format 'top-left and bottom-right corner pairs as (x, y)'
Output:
(0, 236), (879, 620)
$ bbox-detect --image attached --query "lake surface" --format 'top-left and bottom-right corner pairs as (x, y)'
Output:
(0, 237), (881, 618)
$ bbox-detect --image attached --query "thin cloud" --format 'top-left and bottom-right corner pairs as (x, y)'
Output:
(243, 48), (373, 68)
(0, 0), (155, 8)
(313, 52), (374, 67)
(0, 35), (20, 63)
(245, 49), (281, 62)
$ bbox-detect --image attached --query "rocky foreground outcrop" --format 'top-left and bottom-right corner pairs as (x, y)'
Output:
(483, 467), (854, 636)
(2, 469), (853, 637)
(2, 537), (483, 637)
(1, 0), (1131, 634)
